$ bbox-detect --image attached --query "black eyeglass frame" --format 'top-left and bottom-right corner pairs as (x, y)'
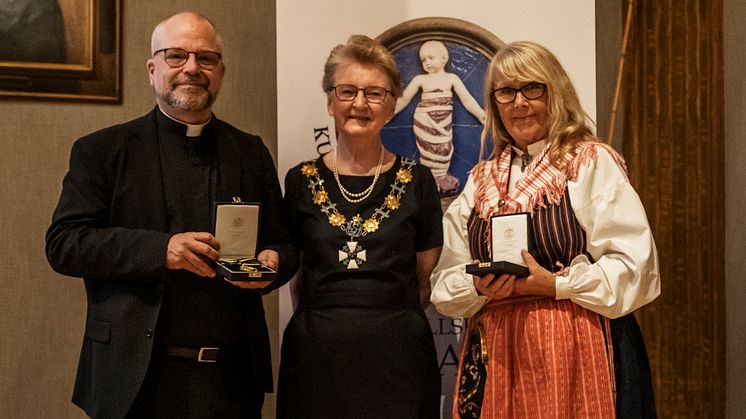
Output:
(153, 48), (223, 70)
(330, 84), (394, 104)
(491, 82), (547, 104)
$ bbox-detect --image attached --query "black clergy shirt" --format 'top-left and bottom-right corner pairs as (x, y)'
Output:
(153, 108), (247, 347)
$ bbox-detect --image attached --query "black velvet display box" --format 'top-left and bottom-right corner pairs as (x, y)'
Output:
(465, 212), (533, 278)
(466, 261), (530, 278)
(212, 202), (276, 281)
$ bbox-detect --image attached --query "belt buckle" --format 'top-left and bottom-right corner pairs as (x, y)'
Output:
(197, 347), (219, 363)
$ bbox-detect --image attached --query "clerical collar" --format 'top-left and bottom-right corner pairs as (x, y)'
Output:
(511, 139), (547, 172)
(158, 106), (211, 137)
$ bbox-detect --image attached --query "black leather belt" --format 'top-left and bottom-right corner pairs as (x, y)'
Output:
(162, 345), (220, 363)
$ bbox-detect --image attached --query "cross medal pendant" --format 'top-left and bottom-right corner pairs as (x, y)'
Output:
(339, 215), (367, 269)
(339, 240), (366, 269)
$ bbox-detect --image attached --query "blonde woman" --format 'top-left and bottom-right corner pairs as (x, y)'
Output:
(431, 41), (660, 418)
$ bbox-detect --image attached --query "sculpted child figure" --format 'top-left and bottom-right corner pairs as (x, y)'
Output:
(395, 40), (485, 196)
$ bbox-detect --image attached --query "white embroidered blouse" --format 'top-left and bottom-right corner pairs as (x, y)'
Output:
(430, 142), (660, 319)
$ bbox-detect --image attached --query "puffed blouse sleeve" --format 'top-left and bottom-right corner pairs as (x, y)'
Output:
(557, 147), (661, 318)
(430, 175), (490, 318)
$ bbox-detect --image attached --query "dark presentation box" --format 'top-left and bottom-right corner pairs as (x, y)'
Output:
(465, 212), (532, 278)
(212, 202), (276, 281)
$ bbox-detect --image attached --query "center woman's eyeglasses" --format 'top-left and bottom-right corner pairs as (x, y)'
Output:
(491, 82), (546, 104)
(154, 48), (222, 70)
(331, 84), (393, 104)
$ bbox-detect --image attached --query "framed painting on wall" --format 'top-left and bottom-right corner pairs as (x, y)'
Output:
(0, 0), (121, 102)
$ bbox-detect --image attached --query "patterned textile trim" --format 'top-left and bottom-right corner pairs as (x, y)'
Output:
(566, 141), (627, 181)
(473, 141), (627, 220)
(456, 319), (488, 419)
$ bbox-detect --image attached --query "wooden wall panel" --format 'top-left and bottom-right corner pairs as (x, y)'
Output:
(622, 1), (725, 417)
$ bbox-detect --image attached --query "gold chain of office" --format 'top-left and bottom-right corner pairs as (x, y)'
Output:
(300, 157), (415, 238)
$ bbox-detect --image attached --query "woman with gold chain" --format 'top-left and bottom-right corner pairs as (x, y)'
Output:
(276, 35), (443, 418)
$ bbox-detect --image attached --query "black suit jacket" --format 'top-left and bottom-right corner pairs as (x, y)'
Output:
(46, 109), (295, 419)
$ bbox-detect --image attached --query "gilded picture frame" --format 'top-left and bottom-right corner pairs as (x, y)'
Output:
(0, 0), (121, 102)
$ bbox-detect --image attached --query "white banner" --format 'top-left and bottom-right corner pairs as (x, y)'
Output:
(276, 1), (595, 416)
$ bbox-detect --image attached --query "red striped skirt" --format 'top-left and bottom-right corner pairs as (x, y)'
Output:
(455, 297), (616, 418)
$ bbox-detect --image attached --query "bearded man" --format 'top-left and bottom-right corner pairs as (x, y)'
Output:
(46, 12), (295, 419)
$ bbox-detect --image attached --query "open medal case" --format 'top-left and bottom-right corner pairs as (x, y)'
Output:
(465, 212), (533, 278)
(212, 201), (276, 281)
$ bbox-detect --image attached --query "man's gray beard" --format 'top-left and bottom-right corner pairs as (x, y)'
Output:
(161, 88), (214, 111)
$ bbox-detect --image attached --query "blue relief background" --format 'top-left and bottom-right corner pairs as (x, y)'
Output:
(379, 37), (499, 418)
(382, 41), (493, 196)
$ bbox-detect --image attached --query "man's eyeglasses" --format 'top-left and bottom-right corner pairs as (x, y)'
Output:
(154, 48), (222, 70)
(331, 84), (393, 104)
(491, 82), (546, 104)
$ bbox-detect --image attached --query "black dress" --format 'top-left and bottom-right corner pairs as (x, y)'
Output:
(277, 155), (442, 419)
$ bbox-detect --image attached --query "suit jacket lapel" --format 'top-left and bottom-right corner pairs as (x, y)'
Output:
(126, 109), (170, 231)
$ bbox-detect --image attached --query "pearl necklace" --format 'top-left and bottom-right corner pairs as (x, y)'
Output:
(333, 145), (385, 203)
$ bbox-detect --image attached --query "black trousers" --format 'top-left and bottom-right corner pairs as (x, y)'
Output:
(126, 346), (265, 419)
